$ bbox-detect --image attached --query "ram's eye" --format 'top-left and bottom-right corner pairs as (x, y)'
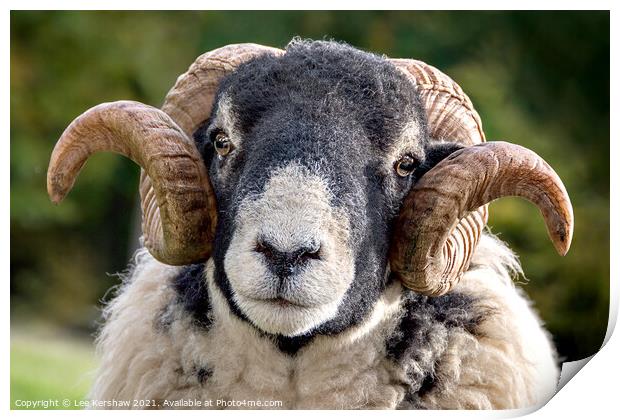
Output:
(213, 132), (232, 157)
(395, 155), (418, 177)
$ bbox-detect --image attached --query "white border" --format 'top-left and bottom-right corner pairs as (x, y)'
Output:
(4, 2), (615, 419)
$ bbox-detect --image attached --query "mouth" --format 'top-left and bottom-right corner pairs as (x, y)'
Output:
(231, 287), (344, 337)
(240, 294), (313, 309)
(264, 297), (302, 308)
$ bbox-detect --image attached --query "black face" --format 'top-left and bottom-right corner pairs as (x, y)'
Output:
(192, 40), (461, 347)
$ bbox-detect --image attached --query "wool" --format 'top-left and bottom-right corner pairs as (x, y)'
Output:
(89, 233), (558, 409)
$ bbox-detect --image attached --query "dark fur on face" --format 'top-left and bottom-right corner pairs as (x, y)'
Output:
(184, 39), (462, 352)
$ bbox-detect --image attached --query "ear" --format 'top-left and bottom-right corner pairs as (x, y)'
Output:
(415, 141), (464, 179)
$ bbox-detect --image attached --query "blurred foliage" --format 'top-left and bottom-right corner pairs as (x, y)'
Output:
(11, 324), (96, 409)
(10, 11), (609, 363)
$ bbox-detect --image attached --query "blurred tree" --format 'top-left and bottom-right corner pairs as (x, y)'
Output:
(10, 10), (609, 360)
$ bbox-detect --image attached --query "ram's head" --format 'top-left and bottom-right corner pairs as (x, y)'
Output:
(47, 41), (573, 337)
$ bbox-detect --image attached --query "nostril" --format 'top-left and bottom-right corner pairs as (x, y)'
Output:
(255, 239), (276, 262)
(254, 239), (266, 254)
(254, 238), (321, 278)
(298, 244), (322, 262)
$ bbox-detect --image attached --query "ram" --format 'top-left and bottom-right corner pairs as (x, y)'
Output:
(47, 40), (573, 409)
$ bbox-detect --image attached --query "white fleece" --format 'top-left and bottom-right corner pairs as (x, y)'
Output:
(88, 234), (558, 409)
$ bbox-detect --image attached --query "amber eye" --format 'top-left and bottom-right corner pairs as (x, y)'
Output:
(395, 155), (418, 177)
(213, 132), (232, 157)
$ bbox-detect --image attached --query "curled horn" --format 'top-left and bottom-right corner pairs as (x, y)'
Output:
(48, 44), (282, 265)
(47, 101), (214, 265)
(161, 43), (283, 137)
(390, 142), (573, 296)
(390, 59), (573, 296)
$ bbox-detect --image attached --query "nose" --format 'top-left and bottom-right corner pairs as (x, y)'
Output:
(255, 238), (321, 279)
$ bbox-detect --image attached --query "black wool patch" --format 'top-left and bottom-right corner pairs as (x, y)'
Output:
(172, 264), (213, 330)
(273, 333), (315, 356)
(386, 290), (490, 407)
(195, 365), (214, 385)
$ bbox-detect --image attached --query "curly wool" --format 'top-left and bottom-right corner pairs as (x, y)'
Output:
(88, 233), (558, 409)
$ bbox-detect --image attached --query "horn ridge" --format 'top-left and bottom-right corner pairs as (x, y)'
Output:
(390, 141), (573, 296)
(47, 100), (215, 265)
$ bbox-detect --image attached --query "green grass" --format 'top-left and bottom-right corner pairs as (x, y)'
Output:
(10, 325), (97, 410)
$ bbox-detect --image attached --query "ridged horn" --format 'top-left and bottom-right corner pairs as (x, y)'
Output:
(390, 141), (574, 296)
(389, 58), (489, 294)
(391, 59), (486, 146)
(48, 44), (283, 266)
(47, 101), (214, 265)
(161, 43), (284, 137)
(135, 43), (284, 263)
(390, 59), (572, 295)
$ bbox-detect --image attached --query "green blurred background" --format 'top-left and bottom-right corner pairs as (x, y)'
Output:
(10, 11), (609, 407)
